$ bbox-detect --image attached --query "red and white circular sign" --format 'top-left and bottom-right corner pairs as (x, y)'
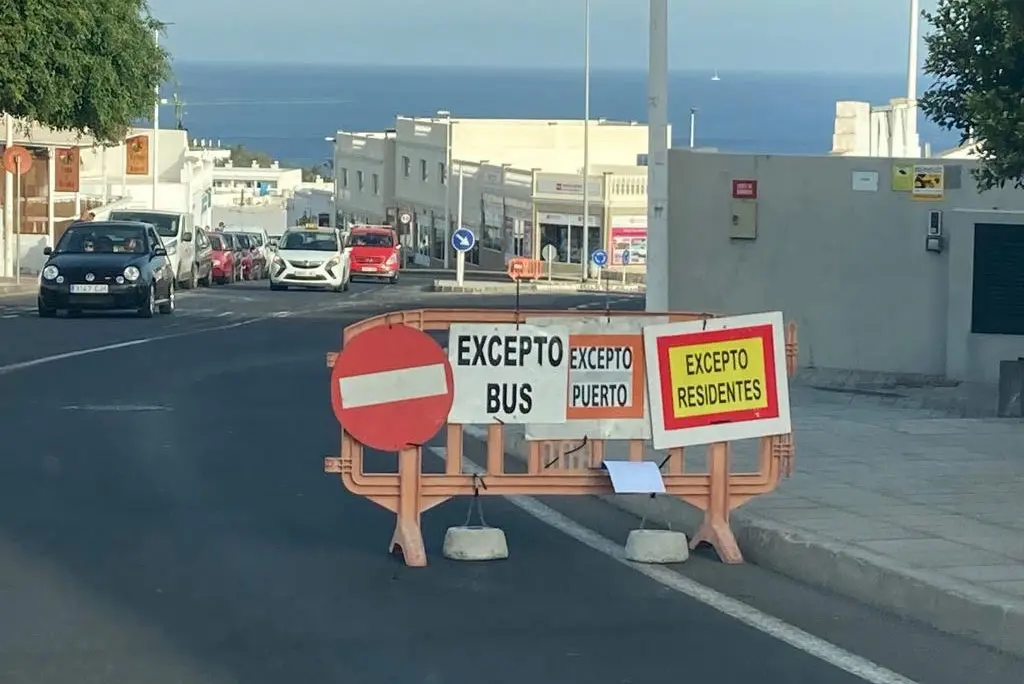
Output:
(330, 324), (454, 452)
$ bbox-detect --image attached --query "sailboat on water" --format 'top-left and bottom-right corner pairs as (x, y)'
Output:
(711, 69), (721, 81)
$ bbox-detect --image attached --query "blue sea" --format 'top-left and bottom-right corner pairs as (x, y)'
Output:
(166, 63), (958, 167)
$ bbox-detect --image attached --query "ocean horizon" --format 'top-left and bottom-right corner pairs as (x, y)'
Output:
(164, 62), (959, 167)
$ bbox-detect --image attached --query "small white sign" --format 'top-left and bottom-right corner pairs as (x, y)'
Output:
(449, 323), (570, 424)
(852, 171), (878, 192)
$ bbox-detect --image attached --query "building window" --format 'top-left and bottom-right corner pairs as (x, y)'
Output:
(341, 168), (348, 188)
(357, 170), (364, 192)
(402, 156), (411, 177)
(420, 159), (428, 181)
(971, 223), (1024, 334)
(439, 162), (447, 185)
(372, 173), (380, 195)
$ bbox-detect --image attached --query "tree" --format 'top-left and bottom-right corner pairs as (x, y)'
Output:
(301, 163), (332, 182)
(920, 0), (1024, 189)
(222, 144), (273, 168)
(0, 0), (170, 143)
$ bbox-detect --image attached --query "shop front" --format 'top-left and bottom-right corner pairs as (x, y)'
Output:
(608, 214), (647, 266)
(538, 211), (601, 265)
(502, 198), (532, 262)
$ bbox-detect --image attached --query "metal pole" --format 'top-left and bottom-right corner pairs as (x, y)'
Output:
(14, 162), (21, 284)
(152, 28), (160, 209)
(46, 147), (55, 249)
(689, 108), (697, 148)
(905, 0), (920, 156)
(444, 113), (452, 268)
(455, 166), (465, 285)
(581, 0), (591, 281)
(3, 113), (13, 277)
(645, 0), (669, 312)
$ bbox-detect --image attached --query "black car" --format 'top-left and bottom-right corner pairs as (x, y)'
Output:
(38, 220), (176, 318)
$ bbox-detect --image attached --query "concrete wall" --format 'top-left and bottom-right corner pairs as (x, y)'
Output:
(287, 188), (334, 227)
(667, 150), (1024, 383)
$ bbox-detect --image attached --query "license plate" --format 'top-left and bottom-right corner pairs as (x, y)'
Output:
(70, 284), (108, 294)
(360, 266), (377, 272)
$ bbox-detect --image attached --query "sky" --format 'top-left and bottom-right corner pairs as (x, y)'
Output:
(150, 0), (934, 74)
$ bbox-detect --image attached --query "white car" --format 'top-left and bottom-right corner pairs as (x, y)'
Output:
(109, 210), (198, 288)
(269, 227), (350, 291)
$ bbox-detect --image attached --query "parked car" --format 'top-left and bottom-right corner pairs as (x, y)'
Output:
(269, 226), (350, 292)
(108, 209), (199, 289)
(37, 220), (175, 317)
(242, 233), (267, 279)
(193, 227), (215, 286)
(233, 233), (257, 279)
(346, 225), (401, 283)
(208, 231), (238, 284)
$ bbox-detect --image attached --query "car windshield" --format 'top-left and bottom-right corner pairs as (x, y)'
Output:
(209, 234), (229, 251)
(348, 232), (393, 247)
(281, 231), (338, 251)
(109, 211), (179, 237)
(245, 234), (263, 246)
(235, 235), (252, 249)
(56, 224), (148, 254)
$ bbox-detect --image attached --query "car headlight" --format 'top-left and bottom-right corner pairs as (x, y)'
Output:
(165, 243), (177, 255)
(123, 266), (141, 282)
(41, 265), (59, 280)
(325, 256), (340, 268)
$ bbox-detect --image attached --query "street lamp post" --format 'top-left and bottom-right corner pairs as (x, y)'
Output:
(689, 107), (697, 148)
(324, 136), (337, 225)
(581, 0), (591, 280)
(645, 0), (669, 312)
(438, 109), (453, 268)
(905, 0), (921, 157)
(152, 27), (160, 209)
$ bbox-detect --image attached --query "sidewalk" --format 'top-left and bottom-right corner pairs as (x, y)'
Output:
(476, 386), (1024, 657)
(432, 278), (645, 294)
(0, 277), (35, 296)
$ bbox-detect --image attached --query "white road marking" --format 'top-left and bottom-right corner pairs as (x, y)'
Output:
(431, 438), (918, 684)
(61, 404), (171, 412)
(339, 363), (449, 408)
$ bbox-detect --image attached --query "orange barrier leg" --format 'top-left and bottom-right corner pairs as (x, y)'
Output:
(689, 442), (743, 563)
(389, 446), (427, 566)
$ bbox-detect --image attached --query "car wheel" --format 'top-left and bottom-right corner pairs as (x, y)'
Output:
(343, 277), (350, 291)
(389, 273), (399, 284)
(199, 267), (211, 287)
(159, 281), (175, 314)
(269, 282), (286, 291)
(37, 298), (56, 318)
(137, 283), (156, 318)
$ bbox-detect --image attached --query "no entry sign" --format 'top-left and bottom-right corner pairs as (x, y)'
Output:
(448, 323), (570, 423)
(330, 324), (454, 451)
(643, 311), (791, 449)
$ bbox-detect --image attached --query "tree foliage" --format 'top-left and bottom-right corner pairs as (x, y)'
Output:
(301, 163), (332, 182)
(0, 0), (170, 143)
(222, 144), (273, 168)
(920, 0), (1024, 189)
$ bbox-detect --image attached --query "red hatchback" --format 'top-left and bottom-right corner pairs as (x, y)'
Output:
(346, 226), (400, 284)
(209, 232), (238, 284)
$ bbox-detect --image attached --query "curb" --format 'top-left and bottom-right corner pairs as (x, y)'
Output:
(0, 284), (35, 298)
(432, 280), (646, 294)
(467, 425), (1024, 658)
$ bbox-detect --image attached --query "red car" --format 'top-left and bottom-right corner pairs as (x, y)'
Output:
(233, 233), (258, 279)
(209, 232), (239, 284)
(346, 226), (400, 284)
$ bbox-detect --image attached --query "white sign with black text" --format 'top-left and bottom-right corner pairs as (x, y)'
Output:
(448, 323), (570, 424)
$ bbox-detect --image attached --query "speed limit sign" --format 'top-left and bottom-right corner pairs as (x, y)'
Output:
(399, 212), (411, 224)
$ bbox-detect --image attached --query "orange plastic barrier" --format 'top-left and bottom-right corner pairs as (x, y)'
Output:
(506, 257), (542, 280)
(325, 308), (798, 567)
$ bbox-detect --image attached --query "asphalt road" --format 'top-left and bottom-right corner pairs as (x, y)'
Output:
(0, 274), (1020, 684)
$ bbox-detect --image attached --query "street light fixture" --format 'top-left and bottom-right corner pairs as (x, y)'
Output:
(437, 109), (452, 268)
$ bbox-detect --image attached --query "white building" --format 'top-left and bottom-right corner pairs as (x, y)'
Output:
(287, 182), (335, 227)
(212, 160), (304, 207)
(330, 116), (663, 272)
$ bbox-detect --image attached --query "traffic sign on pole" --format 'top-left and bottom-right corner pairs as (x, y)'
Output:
(591, 249), (608, 267)
(451, 227), (475, 252)
(330, 325), (454, 452)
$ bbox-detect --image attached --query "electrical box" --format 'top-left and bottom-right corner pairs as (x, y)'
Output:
(729, 200), (757, 240)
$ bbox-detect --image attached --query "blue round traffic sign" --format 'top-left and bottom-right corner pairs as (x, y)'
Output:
(451, 227), (475, 252)
(591, 249), (608, 267)
(621, 250), (631, 265)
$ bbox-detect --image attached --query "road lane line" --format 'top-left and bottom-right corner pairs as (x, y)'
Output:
(0, 290), (386, 375)
(429, 443), (919, 684)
